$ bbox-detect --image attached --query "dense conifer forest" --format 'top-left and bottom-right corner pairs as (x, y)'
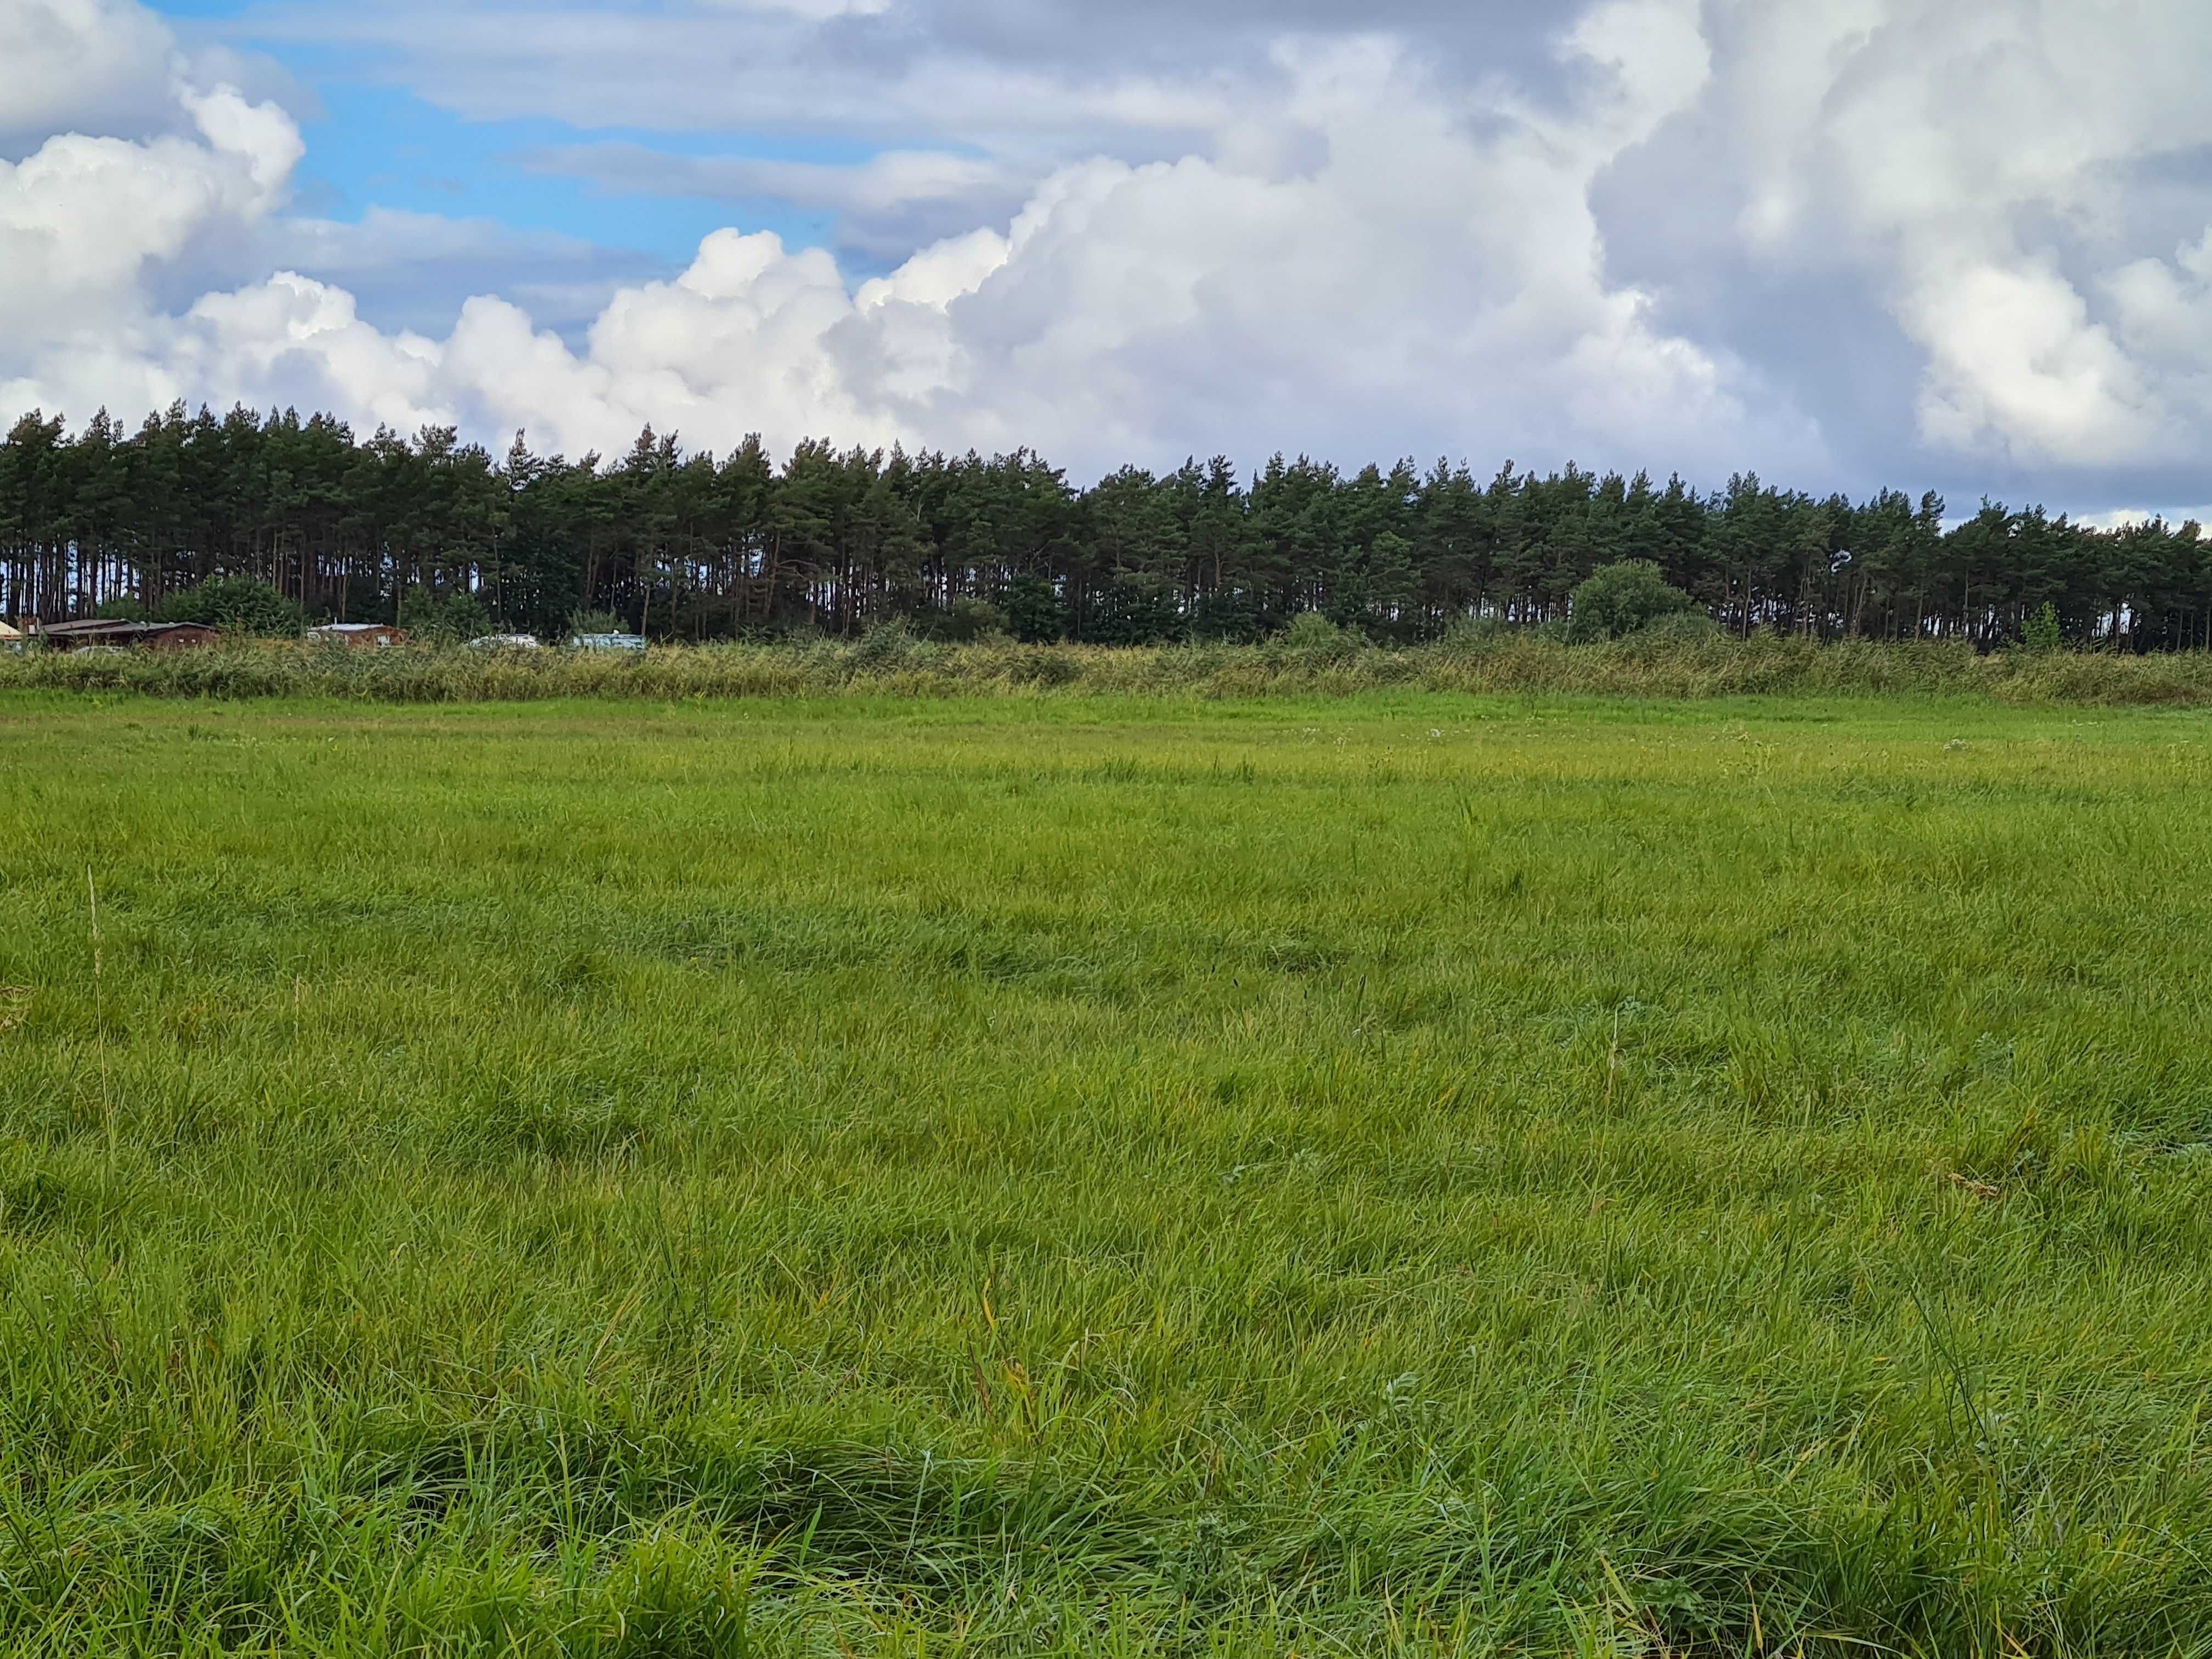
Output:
(4, 403), (2205, 647)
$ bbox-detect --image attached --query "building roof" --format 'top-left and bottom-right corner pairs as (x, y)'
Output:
(309, 622), (399, 634)
(41, 618), (212, 639)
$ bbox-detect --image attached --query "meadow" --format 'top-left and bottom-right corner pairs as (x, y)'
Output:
(2, 689), (2210, 1656)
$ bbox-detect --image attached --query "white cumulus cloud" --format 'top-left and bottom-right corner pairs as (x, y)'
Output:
(1, 0), (1790, 481)
(0, 0), (174, 145)
(10, 0), (2212, 508)
(1687, 0), (2212, 472)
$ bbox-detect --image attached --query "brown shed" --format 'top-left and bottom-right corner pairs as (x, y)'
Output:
(38, 619), (217, 651)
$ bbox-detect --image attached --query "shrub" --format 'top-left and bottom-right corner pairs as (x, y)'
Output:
(1190, 589), (1262, 643)
(1004, 576), (1067, 645)
(567, 609), (627, 639)
(1566, 560), (1696, 642)
(398, 587), (494, 643)
(2024, 601), (2063, 652)
(158, 577), (302, 637)
(1080, 578), (1182, 646)
(926, 597), (1008, 643)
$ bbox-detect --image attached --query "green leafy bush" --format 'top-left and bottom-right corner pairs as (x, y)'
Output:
(2024, 601), (2063, 652)
(1190, 589), (1262, 643)
(924, 597), (1008, 643)
(1566, 560), (1696, 642)
(567, 609), (627, 639)
(398, 588), (494, 642)
(1003, 575), (1067, 644)
(157, 577), (302, 637)
(1082, 578), (1182, 646)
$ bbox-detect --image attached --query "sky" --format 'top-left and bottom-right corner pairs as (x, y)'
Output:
(5, 0), (2212, 517)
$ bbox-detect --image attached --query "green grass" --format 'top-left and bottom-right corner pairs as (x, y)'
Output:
(3, 690), (2211, 1656)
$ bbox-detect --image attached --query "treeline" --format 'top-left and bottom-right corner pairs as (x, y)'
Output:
(4, 402), (2207, 648)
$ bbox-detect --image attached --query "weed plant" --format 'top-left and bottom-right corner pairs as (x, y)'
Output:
(9, 632), (2212, 706)
(1, 693), (2210, 1654)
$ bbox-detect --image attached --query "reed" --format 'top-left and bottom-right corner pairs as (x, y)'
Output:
(11, 631), (2212, 706)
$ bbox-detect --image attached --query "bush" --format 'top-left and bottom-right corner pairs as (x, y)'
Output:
(158, 577), (302, 638)
(1003, 576), (1066, 645)
(1079, 578), (1183, 646)
(398, 588), (495, 643)
(924, 597), (1008, 644)
(1190, 589), (1262, 644)
(567, 609), (627, 639)
(1566, 560), (1696, 642)
(2024, 601), (2063, 652)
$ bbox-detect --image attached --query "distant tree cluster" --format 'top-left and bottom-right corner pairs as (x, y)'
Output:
(3, 402), (2207, 648)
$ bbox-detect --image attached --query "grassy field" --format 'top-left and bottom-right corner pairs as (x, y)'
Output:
(3, 691), (2211, 1656)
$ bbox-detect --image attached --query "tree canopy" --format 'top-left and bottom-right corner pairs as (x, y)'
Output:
(3, 402), (2206, 649)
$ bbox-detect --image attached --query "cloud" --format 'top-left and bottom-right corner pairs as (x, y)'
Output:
(0, 0), (173, 149)
(2074, 504), (2212, 533)
(697, 0), (891, 16)
(1600, 0), (2212, 492)
(0, 80), (300, 337)
(13, 0), (2212, 514)
(222, 0), (1567, 124)
(212, 3), (1242, 145)
(3, 0), (1801, 483)
(259, 206), (667, 337)
(523, 142), (1036, 259)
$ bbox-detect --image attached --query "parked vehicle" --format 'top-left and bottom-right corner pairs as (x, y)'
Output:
(466, 633), (543, 651)
(567, 633), (647, 653)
